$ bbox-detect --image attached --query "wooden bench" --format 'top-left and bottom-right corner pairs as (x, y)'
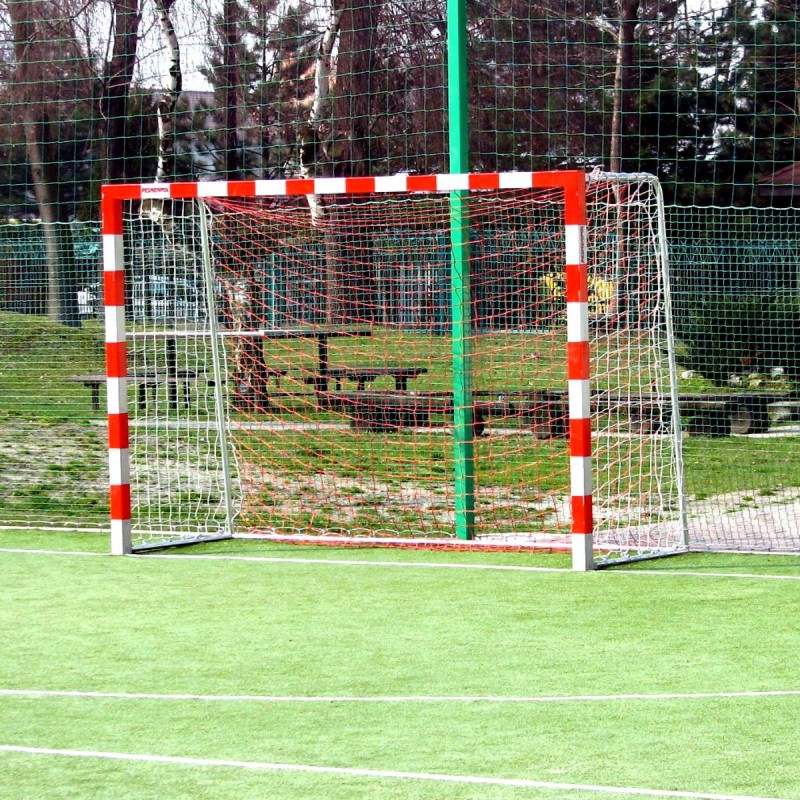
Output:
(594, 391), (792, 436)
(66, 371), (199, 412)
(327, 391), (530, 435)
(327, 389), (795, 437)
(523, 391), (795, 438)
(293, 365), (428, 410)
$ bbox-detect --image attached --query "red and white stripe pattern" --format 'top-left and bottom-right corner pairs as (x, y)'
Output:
(101, 171), (593, 562)
(101, 193), (131, 555)
(102, 170), (582, 202)
(526, 171), (593, 568)
(563, 196), (593, 569)
(565, 226), (593, 553)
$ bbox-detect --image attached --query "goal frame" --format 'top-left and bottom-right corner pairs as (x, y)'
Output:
(102, 170), (596, 568)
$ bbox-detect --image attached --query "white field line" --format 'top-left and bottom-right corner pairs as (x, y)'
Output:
(139, 552), (800, 580)
(0, 525), (102, 533)
(0, 547), (562, 570)
(0, 548), (105, 557)
(0, 745), (791, 800)
(1, 547), (800, 581)
(2, 688), (800, 704)
(146, 553), (567, 571)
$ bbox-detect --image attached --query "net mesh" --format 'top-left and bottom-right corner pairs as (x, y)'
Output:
(587, 177), (684, 559)
(667, 205), (800, 553)
(2, 1), (797, 208)
(208, 188), (571, 543)
(116, 175), (684, 561)
(123, 205), (238, 545)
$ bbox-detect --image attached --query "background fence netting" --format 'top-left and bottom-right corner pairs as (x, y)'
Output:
(1, 0), (800, 557)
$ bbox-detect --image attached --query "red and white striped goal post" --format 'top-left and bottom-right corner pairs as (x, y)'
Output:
(101, 170), (593, 568)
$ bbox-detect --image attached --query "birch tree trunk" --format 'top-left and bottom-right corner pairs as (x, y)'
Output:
(302, 4), (344, 226)
(607, 0), (640, 329)
(305, 2), (343, 322)
(154, 0), (182, 183)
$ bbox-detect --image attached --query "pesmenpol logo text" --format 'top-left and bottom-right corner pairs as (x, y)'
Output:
(140, 185), (171, 197)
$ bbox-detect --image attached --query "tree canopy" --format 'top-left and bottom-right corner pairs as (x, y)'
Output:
(0, 0), (797, 219)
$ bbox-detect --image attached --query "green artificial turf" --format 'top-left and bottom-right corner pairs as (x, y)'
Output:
(1, 532), (799, 799)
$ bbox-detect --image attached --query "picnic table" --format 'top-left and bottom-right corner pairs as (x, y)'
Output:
(69, 333), (202, 411)
(67, 328), (383, 412)
(231, 327), (374, 409)
(251, 327), (373, 400)
(65, 370), (198, 412)
(325, 366), (428, 392)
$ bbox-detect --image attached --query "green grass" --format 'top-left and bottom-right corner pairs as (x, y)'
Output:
(3, 309), (800, 541)
(682, 435), (800, 498)
(0, 417), (108, 526)
(1, 531), (800, 799)
(0, 311), (727, 420)
(0, 313), (107, 419)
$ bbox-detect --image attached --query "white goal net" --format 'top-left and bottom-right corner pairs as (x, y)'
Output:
(103, 171), (686, 568)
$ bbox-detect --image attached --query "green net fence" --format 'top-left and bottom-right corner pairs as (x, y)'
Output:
(0, 0), (798, 216)
(2, 0), (800, 553)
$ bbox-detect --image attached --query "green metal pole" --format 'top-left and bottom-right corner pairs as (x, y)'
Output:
(447, 0), (474, 539)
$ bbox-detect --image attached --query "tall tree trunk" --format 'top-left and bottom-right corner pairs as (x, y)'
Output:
(26, 119), (79, 328)
(8, 0), (80, 327)
(310, 6), (344, 129)
(302, 4), (344, 225)
(221, 0), (242, 180)
(142, 0), (183, 230)
(99, 0), (141, 184)
(305, 3), (343, 322)
(329, 0), (384, 175)
(326, 0), (385, 324)
(609, 0), (640, 174)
